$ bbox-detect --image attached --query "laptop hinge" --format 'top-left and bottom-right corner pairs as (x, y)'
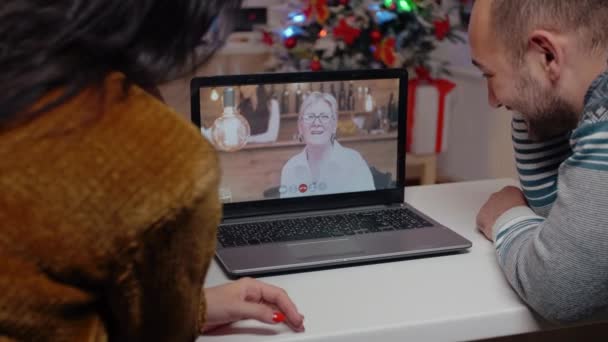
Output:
(222, 203), (403, 225)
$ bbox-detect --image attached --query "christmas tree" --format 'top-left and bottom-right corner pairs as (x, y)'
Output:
(263, 0), (465, 76)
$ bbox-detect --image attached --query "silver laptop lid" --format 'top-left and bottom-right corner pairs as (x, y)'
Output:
(191, 69), (408, 219)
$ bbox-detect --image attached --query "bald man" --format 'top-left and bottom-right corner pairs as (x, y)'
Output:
(469, 0), (608, 322)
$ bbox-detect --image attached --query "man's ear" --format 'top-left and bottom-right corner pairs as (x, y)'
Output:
(527, 30), (563, 83)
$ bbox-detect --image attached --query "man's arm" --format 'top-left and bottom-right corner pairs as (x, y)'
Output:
(491, 121), (608, 322)
(511, 114), (572, 217)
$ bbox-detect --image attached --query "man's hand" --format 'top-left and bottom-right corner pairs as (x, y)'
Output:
(202, 277), (305, 333)
(476, 186), (528, 241)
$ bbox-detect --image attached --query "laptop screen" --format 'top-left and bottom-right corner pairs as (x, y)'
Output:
(196, 76), (400, 204)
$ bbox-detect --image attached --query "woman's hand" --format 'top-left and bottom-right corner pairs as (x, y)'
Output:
(202, 277), (305, 333)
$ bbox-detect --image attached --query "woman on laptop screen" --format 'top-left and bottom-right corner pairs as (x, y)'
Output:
(280, 92), (375, 198)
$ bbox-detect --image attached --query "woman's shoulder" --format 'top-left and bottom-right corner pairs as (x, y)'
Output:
(0, 72), (221, 276)
(282, 149), (306, 171)
(6, 71), (219, 233)
(104, 72), (219, 186)
(335, 143), (364, 160)
(103, 73), (220, 203)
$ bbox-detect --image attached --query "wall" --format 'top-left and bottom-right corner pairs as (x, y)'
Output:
(439, 66), (517, 181)
(430, 37), (518, 181)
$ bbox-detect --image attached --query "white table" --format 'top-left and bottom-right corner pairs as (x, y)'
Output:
(198, 179), (549, 342)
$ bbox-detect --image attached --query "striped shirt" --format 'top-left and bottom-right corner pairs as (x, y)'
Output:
(492, 71), (608, 322)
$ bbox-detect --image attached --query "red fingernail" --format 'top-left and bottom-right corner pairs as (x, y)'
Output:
(272, 312), (285, 323)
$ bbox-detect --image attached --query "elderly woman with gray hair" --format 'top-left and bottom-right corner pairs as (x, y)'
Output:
(280, 92), (375, 198)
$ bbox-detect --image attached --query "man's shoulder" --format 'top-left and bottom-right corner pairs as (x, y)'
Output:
(581, 104), (608, 125)
(582, 72), (608, 124)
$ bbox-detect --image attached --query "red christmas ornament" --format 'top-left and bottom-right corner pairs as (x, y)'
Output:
(339, 0), (349, 5)
(415, 66), (432, 81)
(311, 58), (322, 71)
(304, 0), (330, 25)
(374, 37), (396, 67)
(433, 18), (450, 41)
(333, 18), (361, 46)
(262, 31), (274, 46)
(370, 29), (382, 44)
(284, 37), (297, 49)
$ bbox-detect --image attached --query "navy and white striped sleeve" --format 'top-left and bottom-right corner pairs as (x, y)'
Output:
(511, 114), (572, 217)
(491, 119), (608, 322)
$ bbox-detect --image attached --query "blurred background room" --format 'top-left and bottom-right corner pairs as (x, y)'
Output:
(159, 0), (517, 187)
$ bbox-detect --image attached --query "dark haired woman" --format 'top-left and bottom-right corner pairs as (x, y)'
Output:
(0, 0), (303, 340)
(240, 85), (280, 144)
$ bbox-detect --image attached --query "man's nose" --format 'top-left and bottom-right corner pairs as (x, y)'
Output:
(487, 84), (502, 109)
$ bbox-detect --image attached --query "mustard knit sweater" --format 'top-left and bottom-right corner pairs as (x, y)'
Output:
(0, 73), (220, 341)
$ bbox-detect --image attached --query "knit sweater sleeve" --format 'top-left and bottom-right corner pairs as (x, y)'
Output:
(105, 170), (220, 341)
(492, 119), (608, 322)
(511, 113), (572, 217)
(98, 85), (222, 340)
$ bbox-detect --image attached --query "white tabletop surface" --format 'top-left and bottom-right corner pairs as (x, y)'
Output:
(198, 179), (548, 342)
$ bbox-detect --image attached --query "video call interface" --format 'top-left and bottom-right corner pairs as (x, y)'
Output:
(198, 78), (400, 203)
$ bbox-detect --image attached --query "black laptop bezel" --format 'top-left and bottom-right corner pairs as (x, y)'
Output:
(191, 69), (408, 219)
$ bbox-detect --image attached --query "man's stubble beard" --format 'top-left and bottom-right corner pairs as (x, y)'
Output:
(512, 72), (580, 140)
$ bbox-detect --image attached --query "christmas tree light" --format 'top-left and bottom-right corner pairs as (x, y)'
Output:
(266, 0), (464, 74)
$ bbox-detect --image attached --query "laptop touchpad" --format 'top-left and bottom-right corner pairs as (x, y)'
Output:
(288, 239), (365, 260)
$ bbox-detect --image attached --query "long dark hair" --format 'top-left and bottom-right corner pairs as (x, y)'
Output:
(239, 85), (271, 135)
(0, 0), (241, 126)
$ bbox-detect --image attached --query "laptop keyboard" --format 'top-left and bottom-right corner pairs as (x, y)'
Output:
(217, 208), (433, 248)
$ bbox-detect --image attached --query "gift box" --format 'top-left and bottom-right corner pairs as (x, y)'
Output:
(407, 69), (456, 154)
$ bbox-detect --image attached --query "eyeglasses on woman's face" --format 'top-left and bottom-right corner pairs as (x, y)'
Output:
(301, 113), (332, 124)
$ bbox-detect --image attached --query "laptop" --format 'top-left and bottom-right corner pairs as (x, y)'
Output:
(191, 69), (471, 277)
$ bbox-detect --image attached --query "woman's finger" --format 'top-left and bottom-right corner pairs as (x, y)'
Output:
(257, 282), (305, 330)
